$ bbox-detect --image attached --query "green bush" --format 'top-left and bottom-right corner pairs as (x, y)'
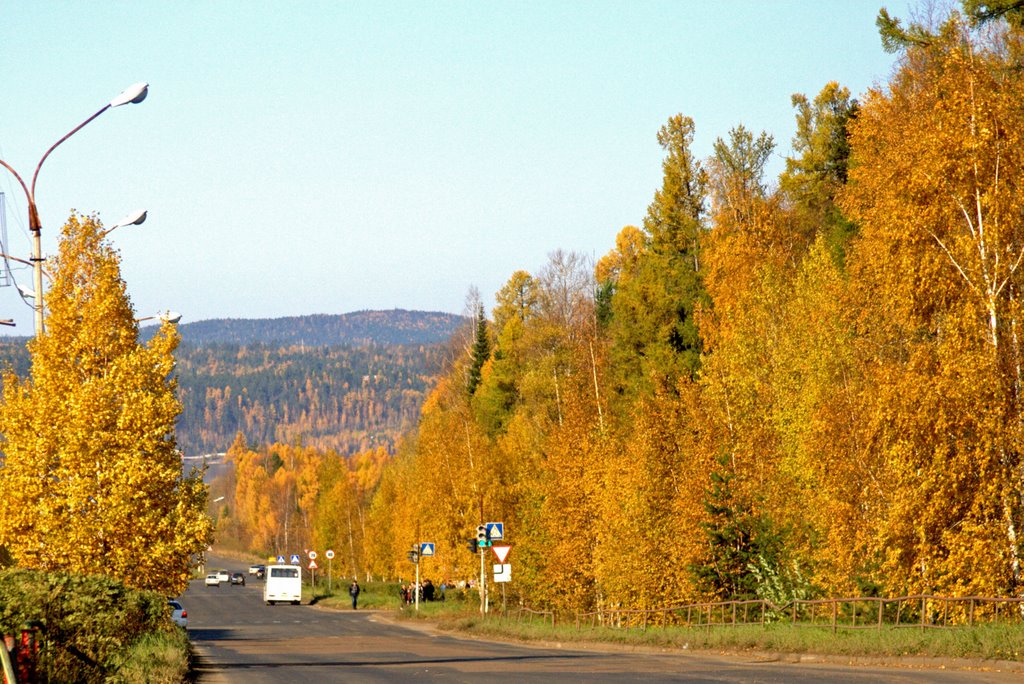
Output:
(0, 568), (188, 683)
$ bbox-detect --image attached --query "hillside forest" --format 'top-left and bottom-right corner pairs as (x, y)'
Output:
(216, 6), (1024, 611)
(0, 310), (461, 457)
(176, 341), (446, 456)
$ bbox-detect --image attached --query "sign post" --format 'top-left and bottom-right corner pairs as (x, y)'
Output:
(413, 545), (420, 612)
(308, 551), (318, 593)
(325, 549), (335, 593)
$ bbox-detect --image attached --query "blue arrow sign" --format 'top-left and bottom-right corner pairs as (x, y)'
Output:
(486, 522), (504, 540)
(289, 554), (300, 565)
(420, 542), (435, 557)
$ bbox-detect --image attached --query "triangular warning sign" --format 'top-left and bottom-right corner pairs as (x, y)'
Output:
(308, 559), (318, 570)
(491, 544), (511, 563)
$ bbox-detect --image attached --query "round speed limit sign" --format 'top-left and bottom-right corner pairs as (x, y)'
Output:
(308, 550), (317, 560)
(325, 549), (335, 559)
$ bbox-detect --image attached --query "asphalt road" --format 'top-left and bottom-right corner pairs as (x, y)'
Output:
(181, 566), (1021, 683)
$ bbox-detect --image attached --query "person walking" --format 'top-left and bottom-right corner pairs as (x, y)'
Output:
(349, 579), (360, 609)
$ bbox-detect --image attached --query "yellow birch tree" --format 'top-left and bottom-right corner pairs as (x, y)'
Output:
(842, 13), (1024, 595)
(0, 213), (212, 594)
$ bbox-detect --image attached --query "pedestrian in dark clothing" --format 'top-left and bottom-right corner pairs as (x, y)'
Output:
(349, 580), (360, 609)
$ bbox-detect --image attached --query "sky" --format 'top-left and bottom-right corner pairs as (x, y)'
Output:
(0, 0), (917, 333)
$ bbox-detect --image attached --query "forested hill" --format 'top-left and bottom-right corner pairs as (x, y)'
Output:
(174, 341), (450, 457)
(143, 309), (465, 346)
(0, 309), (467, 457)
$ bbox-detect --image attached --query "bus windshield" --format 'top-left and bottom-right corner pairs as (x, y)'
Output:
(270, 567), (299, 579)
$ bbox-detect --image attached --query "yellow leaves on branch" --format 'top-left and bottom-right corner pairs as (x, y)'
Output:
(0, 213), (212, 595)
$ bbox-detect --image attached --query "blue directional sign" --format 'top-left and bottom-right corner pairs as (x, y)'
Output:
(289, 554), (300, 565)
(276, 555), (285, 563)
(420, 542), (435, 557)
(485, 522), (504, 540)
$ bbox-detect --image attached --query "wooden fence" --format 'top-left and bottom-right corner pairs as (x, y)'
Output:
(497, 595), (1024, 632)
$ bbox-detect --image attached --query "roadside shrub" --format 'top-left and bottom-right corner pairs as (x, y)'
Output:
(0, 568), (187, 683)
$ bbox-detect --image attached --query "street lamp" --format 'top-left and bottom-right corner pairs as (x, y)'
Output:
(136, 310), (182, 325)
(100, 209), (147, 238)
(0, 82), (149, 336)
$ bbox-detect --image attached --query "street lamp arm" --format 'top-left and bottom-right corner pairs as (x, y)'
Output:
(30, 104), (112, 210)
(0, 158), (33, 208)
(27, 82), (149, 214)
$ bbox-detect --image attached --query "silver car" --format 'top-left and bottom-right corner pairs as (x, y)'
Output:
(168, 600), (187, 629)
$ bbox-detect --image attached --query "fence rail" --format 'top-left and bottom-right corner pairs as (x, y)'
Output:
(498, 595), (1024, 632)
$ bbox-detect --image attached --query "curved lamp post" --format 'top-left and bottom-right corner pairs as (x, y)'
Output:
(0, 82), (149, 336)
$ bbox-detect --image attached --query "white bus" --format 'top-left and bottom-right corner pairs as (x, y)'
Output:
(263, 565), (302, 605)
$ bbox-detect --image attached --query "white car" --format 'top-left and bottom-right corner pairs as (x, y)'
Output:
(215, 569), (230, 583)
(168, 600), (187, 628)
(205, 573), (221, 587)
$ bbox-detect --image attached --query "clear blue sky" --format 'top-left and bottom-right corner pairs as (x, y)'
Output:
(0, 1), (915, 332)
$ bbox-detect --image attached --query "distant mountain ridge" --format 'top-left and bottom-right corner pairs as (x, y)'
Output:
(144, 309), (467, 347)
(0, 309), (469, 456)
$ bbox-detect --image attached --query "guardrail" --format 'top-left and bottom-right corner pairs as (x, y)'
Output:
(497, 595), (1024, 632)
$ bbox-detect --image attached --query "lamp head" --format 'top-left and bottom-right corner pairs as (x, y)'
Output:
(110, 82), (149, 107)
(116, 209), (148, 228)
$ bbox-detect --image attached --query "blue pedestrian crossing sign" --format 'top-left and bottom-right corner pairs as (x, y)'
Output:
(485, 522), (504, 540)
(289, 554), (300, 565)
(420, 542), (435, 557)
(276, 555), (285, 563)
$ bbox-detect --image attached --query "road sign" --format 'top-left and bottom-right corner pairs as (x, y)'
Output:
(325, 549), (335, 559)
(491, 544), (511, 563)
(493, 563), (511, 583)
(308, 550), (318, 560)
(420, 542), (435, 556)
(276, 555), (285, 563)
(289, 554), (300, 565)
(485, 522), (504, 540)
(309, 559), (318, 570)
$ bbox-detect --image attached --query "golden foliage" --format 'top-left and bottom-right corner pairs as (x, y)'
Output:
(0, 213), (212, 595)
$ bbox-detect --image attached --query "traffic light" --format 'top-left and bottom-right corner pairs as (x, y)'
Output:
(476, 524), (488, 548)
(467, 538), (477, 554)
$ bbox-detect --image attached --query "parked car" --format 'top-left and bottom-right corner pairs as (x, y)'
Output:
(230, 572), (246, 586)
(168, 600), (187, 628)
(205, 573), (221, 587)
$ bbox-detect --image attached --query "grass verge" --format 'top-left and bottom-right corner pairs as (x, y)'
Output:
(446, 615), (1022, 661)
(109, 627), (191, 684)
(307, 581), (1024, 664)
(396, 602), (1024, 664)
